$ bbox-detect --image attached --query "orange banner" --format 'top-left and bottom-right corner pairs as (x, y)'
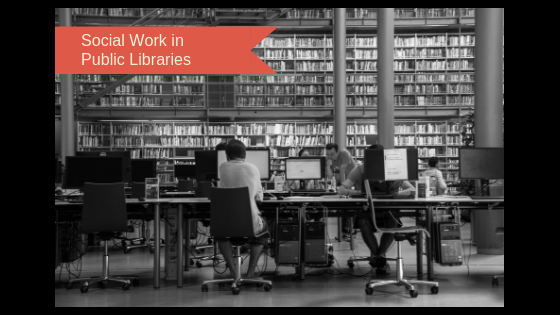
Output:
(55, 27), (277, 74)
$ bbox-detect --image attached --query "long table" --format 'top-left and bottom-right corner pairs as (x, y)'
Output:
(55, 197), (505, 289)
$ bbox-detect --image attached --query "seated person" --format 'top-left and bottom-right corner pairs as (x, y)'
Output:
(422, 157), (448, 195)
(217, 140), (269, 280)
(337, 144), (416, 275)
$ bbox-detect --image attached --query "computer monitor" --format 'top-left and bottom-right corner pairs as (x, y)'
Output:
(131, 159), (157, 183)
(175, 164), (196, 179)
(459, 148), (504, 180)
(76, 151), (131, 183)
(363, 148), (419, 194)
(285, 157), (326, 180)
(63, 156), (125, 189)
(217, 149), (270, 180)
(195, 151), (218, 182)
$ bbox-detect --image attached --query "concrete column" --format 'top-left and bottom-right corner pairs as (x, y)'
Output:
(333, 8), (347, 150)
(377, 8), (395, 149)
(59, 8), (76, 160)
(473, 8), (505, 255)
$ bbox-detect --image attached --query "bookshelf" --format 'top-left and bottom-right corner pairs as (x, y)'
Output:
(78, 119), (461, 183)
(55, 74), (61, 108)
(75, 75), (206, 108)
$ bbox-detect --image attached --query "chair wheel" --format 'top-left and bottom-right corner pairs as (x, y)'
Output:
(348, 262), (355, 269)
(190, 259), (195, 266)
(410, 290), (419, 298)
(492, 279), (499, 286)
(431, 286), (439, 294)
(66, 283), (74, 290)
(208, 239), (213, 245)
(232, 288), (241, 295)
(365, 288), (374, 296)
(263, 285), (272, 292)
(196, 262), (203, 268)
(80, 285), (89, 294)
(202, 285), (209, 293)
(122, 283), (131, 291)
(132, 279), (140, 287)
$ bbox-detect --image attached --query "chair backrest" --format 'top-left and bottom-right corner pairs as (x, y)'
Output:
(82, 182), (128, 233)
(131, 182), (146, 199)
(210, 187), (255, 238)
(196, 181), (212, 198)
(178, 179), (195, 192)
(365, 179), (383, 232)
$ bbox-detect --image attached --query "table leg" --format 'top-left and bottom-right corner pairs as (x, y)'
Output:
(299, 205), (305, 281)
(154, 204), (160, 289)
(426, 206), (434, 281)
(417, 230), (424, 277)
(177, 204), (184, 288)
(185, 212), (191, 272)
(337, 218), (342, 242)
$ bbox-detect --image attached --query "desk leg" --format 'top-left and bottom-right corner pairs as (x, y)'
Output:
(177, 204), (184, 288)
(426, 206), (434, 281)
(154, 204), (161, 289)
(185, 211), (191, 272)
(337, 218), (342, 242)
(417, 230), (424, 277)
(299, 206), (305, 281)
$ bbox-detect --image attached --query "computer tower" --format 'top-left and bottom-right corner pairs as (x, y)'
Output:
(433, 222), (463, 266)
(276, 222), (300, 264)
(304, 222), (327, 264)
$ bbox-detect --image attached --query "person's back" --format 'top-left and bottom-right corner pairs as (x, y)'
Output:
(219, 161), (264, 234)
(423, 157), (447, 195)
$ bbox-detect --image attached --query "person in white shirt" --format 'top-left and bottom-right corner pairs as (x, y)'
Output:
(422, 157), (448, 195)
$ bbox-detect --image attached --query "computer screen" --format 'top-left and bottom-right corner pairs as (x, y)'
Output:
(459, 148), (504, 180)
(76, 151), (131, 183)
(285, 157), (325, 180)
(175, 164), (196, 179)
(63, 156), (125, 189)
(217, 149), (270, 180)
(364, 148), (419, 182)
(195, 151), (218, 182)
(131, 159), (157, 183)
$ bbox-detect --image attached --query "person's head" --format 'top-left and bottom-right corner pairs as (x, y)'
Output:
(215, 142), (227, 151)
(299, 149), (310, 157)
(429, 157), (439, 168)
(225, 140), (246, 161)
(325, 143), (339, 161)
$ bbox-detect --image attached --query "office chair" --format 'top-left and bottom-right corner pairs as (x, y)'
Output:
(66, 183), (140, 293)
(192, 181), (222, 268)
(178, 179), (195, 192)
(201, 187), (272, 295)
(118, 182), (150, 254)
(492, 227), (505, 286)
(363, 180), (439, 298)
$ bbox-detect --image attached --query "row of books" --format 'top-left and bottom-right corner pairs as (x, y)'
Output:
(144, 137), (175, 148)
(236, 124), (265, 135)
(55, 96), (61, 105)
(268, 135), (329, 147)
(55, 74), (60, 82)
(79, 136), (111, 148)
(237, 137), (266, 148)
(113, 137), (143, 148)
(208, 137), (234, 148)
(417, 96), (445, 106)
(144, 124), (174, 136)
(79, 124), (111, 135)
(175, 137), (206, 148)
(70, 8), (211, 18)
(296, 61), (334, 72)
(175, 125), (205, 136)
(142, 148), (173, 159)
(207, 125), (236, 136)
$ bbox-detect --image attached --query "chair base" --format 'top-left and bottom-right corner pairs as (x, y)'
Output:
(365, 242), (438, 298)
(201, 245), (272, 295)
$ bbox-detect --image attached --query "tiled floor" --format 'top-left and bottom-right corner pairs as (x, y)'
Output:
(55, 218), (504, 307)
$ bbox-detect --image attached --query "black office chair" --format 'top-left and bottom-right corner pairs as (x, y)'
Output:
(492, 227), (505, 286)
(201, 187), (272, 295)
(178, 179), (195, 192)
(363, 180), (439, 298)
(67, 183), (139, 293)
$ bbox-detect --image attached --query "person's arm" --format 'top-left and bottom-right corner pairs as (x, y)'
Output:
(253, 167), (264, 201)
(397, 181), (416, 196)
(436, 170), (447, 192)
(337, 166), (362, 196)
(338, 150), (355, 184)
(326, 159), (333, 179)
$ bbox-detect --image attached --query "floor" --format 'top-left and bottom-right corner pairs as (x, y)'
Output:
(55, 217), (504, 307)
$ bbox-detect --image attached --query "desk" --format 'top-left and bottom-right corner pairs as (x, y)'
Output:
(55, 196), (504, 289)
